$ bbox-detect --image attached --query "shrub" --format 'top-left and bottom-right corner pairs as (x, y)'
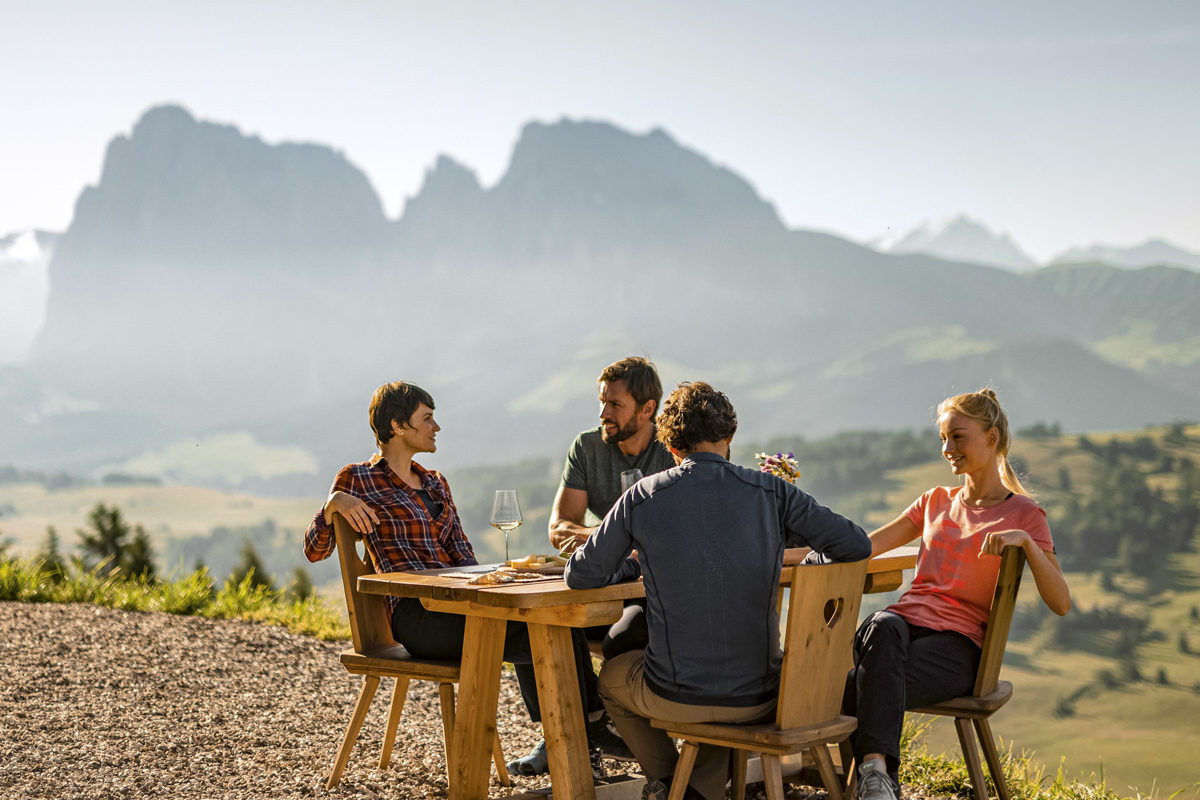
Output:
(156, 567), (216, 616)
(52, 558), (122, 604)
(0, 557), (45, 602)
(1095, 669), (1121, 690)
(206, 571), (279, 619)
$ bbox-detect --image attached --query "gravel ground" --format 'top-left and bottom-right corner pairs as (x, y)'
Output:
(0, 602), (902, 800)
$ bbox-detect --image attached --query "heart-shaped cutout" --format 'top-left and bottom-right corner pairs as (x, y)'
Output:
(823, 598), (844, 629)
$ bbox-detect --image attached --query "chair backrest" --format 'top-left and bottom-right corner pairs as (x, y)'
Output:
(333, 512), (398, 654)
(972, 544), (1026, 696)
(776, 558), (869, 729)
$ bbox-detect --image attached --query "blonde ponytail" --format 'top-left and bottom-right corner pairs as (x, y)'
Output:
(938, 387), (1031, 496)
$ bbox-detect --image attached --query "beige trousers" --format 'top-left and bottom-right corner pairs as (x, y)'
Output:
(598, 650), (776, 800)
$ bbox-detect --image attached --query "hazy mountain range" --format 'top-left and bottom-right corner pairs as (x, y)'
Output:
(876, 215), (1200, 273)
(2, 105), (1198, 494)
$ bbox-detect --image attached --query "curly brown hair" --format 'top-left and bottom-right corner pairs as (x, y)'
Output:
(656, 382), (738, 454)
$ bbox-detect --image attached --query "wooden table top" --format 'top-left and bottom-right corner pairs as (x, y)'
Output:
(358, 546), (919, 609)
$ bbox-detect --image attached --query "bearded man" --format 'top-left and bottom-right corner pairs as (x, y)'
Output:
(549, 356), (675, 550)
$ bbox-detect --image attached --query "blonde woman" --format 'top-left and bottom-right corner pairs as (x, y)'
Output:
(844, 389), (1071, 800)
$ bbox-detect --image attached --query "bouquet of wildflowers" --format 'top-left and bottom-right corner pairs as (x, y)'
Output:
(756, 452), (800, 484)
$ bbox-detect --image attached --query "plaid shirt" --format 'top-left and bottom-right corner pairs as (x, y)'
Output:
(304, 456), (477, 612)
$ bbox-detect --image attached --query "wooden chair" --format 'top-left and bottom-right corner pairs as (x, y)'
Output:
(326, 513), (509, 790)
(908, 544), (1027, 800)
(652, 558), (869, 800)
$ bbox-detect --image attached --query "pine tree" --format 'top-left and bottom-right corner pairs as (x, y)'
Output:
(230, 540), (274, 590)
(38, 525), (66, 580)
(287, 566), (314, 601)
(122, 525), (157, 581)
(77, 503), (132, 574)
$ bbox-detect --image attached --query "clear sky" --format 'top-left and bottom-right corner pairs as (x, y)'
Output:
(2, 0), (1197, 261)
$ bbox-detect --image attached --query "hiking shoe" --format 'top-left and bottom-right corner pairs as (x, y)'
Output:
(857, 759), (899, 800)
(587, 711), (636, 761)
(642, 777), (669, 800)
(506, 739), (549, 777)
(591, 746), (608, 781)
(505, 739), (609, 781)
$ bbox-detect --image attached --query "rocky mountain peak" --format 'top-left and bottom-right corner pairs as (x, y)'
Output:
(491, 118), (784, 240)
(887, 214), (1037, 272)
(399, 156), (483, 221)
(54, 104), (388, 272)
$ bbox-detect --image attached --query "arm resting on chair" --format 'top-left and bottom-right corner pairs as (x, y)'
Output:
(980, 531), (1071, 616)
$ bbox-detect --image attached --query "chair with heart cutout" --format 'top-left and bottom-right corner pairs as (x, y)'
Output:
(652, 558), (869, 800)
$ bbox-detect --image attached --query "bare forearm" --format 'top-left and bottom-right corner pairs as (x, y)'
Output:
(869, 515), (921, 557)
(549, 520), (595, 550)
(1024, 541), (1072, 616)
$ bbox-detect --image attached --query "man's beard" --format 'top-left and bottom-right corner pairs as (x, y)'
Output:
(601, 418), (639, 445)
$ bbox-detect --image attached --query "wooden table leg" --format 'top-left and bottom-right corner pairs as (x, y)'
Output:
(528, 622), (595, 800)
(449, 615), (506, 800)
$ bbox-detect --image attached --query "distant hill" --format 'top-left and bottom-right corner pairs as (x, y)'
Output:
(7, 105), (1200, 486)
(884, 214), (1038, 271)
(1049, 238), (1200, 271)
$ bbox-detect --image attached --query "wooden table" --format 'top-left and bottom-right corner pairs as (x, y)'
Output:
(359, 546), (917, 800)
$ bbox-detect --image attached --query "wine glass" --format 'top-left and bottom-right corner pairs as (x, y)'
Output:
(490, 489), (523, 563)
(620, 469), (643, 493)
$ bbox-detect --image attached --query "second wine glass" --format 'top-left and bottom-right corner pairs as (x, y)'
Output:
(490, 489), (523, 563)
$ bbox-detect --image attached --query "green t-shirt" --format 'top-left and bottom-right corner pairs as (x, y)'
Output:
(560, 425), (676, 521)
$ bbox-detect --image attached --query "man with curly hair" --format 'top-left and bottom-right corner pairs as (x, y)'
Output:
(564, 382), (872, 800)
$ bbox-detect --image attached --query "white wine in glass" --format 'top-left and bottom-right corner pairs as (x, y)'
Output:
(490, 489), (523, 562)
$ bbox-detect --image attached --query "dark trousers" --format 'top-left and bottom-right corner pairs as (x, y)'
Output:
(586, 599), (650, 662)
(842, 610), (981, 784)
(391, 597), (603, 723)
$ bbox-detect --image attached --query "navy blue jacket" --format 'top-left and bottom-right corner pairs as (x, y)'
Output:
(564, 451), (871, 707)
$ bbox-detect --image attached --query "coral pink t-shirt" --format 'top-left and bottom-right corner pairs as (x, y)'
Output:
(887, 486), (1054, 647)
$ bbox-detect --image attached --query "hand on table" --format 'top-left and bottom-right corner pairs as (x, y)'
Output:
(325, 490), (380, 534)
(978, 529), (1031, 558)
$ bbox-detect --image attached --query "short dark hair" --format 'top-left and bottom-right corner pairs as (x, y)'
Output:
(369, 381), (435, 447)
(597, 357), (662, 420)
(656, 382), (738, 454)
